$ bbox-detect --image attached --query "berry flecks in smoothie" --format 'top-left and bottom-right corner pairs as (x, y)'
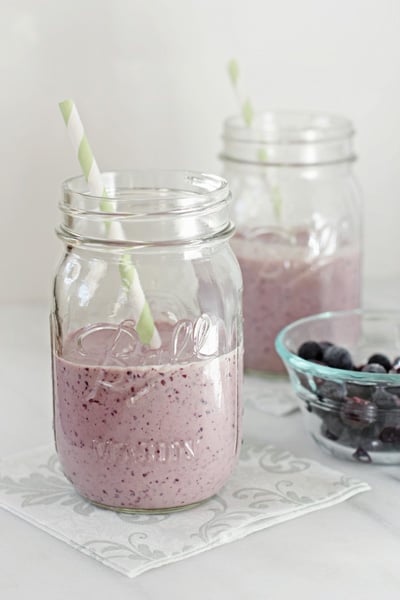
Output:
(54, 321), (242, 510)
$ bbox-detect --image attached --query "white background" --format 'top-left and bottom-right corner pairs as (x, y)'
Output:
(1, 0), (400, 303)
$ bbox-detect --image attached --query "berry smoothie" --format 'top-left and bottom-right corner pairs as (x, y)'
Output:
(231, 232), (361, 374)
(53, 322), (242, 511)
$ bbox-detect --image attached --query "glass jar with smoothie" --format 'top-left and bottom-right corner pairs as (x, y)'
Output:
(51, 170), (243, 512)
(221, 111), (362, 374)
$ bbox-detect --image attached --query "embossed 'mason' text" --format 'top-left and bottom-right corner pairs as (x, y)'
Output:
(91, 438), (200, 464)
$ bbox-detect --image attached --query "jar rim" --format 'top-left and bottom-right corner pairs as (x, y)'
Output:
(223, 110), (354, 145)
(63, 169), (229, 211)
(59, 170), (233, 247)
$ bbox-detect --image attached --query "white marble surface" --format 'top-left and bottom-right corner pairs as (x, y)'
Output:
(1, 303), (400, 598)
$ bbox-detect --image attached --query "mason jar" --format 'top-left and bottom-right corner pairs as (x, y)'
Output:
(221, 111), (362, 374)
(51, 170), (243, 512)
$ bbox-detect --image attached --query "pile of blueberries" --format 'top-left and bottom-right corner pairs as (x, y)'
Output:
(297, 340), (400, 462)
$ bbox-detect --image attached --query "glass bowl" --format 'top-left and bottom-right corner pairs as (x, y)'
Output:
(275, 309), (400, 464)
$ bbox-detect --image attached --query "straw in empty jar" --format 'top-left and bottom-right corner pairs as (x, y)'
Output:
(59, 99), (161, 349)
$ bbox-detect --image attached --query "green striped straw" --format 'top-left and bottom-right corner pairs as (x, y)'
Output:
(227, 59), (254, 127)
(227, 59), (282, 221)
(59, 99), (161, 349)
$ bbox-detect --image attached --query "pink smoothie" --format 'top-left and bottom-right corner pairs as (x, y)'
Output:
(53, 323), (242, 511)
(231, 233), (361, 374)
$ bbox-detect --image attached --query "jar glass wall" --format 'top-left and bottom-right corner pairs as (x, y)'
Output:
(221, 111), (362, 374)
(51, 171), (243, 512)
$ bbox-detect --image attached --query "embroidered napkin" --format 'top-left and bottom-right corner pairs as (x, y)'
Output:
(244, 374), (298, 415)
(0, 443), (369, 578)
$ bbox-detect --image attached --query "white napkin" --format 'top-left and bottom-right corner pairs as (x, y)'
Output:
(0, 443), (369, 578)
(244, 374), (298, 415)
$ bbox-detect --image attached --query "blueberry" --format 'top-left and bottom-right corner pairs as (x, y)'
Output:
(367, 353), (391, 372)
(319, 341), (334, 353)
(361, 363), (386, 374)
(346, 382), (372, 400)
(298, 341), (323, 361)
(338, 424), (362, 447)
(317, 380), (346, 401)
(325, 429), (339, 441)
(323, 345), (353, 370)
(371, 388), (397, 409)
(340, 396), (377, 428)
(381, 410), (400, 428)
(353, 447), (372, 463)
(323, 414), (344, 440)
(379, 427), (398, 444)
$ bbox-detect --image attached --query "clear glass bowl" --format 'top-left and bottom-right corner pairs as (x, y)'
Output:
(275, 309), (400, 464)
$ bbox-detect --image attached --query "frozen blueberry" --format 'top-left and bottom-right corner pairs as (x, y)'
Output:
(367, 353), (391, 373)
(380, 410), (400, 429)
(340, 396), (377, 428)
(361, 363), (386, 374)
(346, 382), (372, 401)
(323, 414), (344, 440)
(324, 429), (339, 441)
(379, 427), (399, 444)
(319, 341), (334, 353)
(353, 447), (372, 463)
(337, 423), (362, 447)
(371, 388), (397, 409)
(317, 380), (346, 401)
(298, 341), (323, 361)
(323, 345), (353, 370)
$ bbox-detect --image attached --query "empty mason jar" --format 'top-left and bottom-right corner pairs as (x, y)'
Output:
(221, 111), (362, 374)
(51, 170), (243, 512)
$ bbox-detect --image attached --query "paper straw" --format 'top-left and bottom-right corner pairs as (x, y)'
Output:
(227, 60), (282, 221)
(59, 99), (161, 349)
(227, 59), (254, 127)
